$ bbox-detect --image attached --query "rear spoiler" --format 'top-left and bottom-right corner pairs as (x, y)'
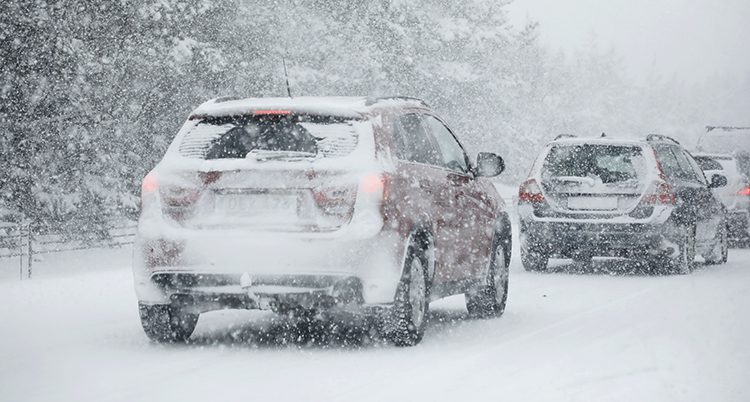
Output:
(706, 126), (750, 133)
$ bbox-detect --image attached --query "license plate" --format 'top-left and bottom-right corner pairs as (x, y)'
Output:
(567, 196), (618, 210)
(214, 193), (298, 216)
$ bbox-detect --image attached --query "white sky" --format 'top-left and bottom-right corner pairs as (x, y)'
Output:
(506, 0), (750, 82)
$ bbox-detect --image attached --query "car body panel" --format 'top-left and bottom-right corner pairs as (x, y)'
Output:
(519, 136), (727, 260)
(134, 96), (508, 314)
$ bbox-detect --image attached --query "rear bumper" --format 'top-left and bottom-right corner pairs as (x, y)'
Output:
(520, 220), (673, 258)
(132, 226), (405, 308)
(147, 273), (379, 316)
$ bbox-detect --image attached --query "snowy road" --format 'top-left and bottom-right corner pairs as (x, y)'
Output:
(1, 246), (749, 402)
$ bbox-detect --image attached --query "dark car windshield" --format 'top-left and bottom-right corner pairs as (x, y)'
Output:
(179, 114), (360, 160)
(542, 144), (646, 183)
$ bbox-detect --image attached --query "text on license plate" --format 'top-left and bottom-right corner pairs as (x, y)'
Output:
(567, 196), (618, 210)
(214, 193), (298, 215)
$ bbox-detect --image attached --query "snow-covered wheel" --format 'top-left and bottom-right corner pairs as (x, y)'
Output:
(384, 241), (429, 347)
(653, 225), (696, 275)
(466, 238), (509, 319)
(673, 225), (697, 274)
(521, 238), (549, 272)
(139, 303), (198, 343)
(572, 252), (593, 270)
(703, 223), (728, 265)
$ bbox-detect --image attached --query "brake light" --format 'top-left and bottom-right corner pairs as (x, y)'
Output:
(518, 179), (545, 203)
(738, 186), (750, 196)
(362, 174), (385, 194)
(642, 181), (676, 205)
(651, 148), (670, 182)
(198, 171), (222, 185)
(313, 187), (356, 217)
(253, 109), (291, 115)
(142, 173), (158, 194)
(161, 187), (201, 207)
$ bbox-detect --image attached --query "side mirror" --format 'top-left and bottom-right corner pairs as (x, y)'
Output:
(476, 152), (505, 177)
(709, 174), (728, 189)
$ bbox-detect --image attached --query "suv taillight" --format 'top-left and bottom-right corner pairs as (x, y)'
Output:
(313, 186), (356, 217)
(142, 173), (158, 194)
(312, 174), (389, 220)
(519, 178), (545, 203)
(141, 171), (210, 221)
(161, 187), (201, 207)
(737, 186), (750, 196)
(642, 181), (676, 205)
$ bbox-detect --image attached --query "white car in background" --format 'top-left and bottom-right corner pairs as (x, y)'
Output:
(693, 152), (750, 245)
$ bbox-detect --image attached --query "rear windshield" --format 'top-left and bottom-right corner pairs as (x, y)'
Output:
(694, 156), (723, 171)
(179, 114), (360, 160)
(542, 144), (646, 183)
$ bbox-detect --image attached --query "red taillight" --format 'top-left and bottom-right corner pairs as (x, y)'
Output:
(161, 187), (201, 208)
(313, 187), (356, 217)
(651, 148), (670, 182)
(518, 179), (545, 203)
(198, 171), (222, 185)
(142, 173), (158, 194)
(737, 186), (750, 196)
(362, 174), (385, 194)
(642, 181), (676, 205)
(253, 109), (291, 115)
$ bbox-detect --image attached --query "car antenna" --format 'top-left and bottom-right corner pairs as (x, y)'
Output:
(282, 57), (292, 98)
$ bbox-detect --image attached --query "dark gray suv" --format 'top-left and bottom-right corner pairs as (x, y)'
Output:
(518, 134), (729, 274)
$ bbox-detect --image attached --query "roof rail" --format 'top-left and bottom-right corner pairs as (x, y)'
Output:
(706, 125), (750, 133)
(646, 134), (680, 145)
(553, 134), (577, 140)
(212, 96), (243, 104)
(365, 96), (430, 107)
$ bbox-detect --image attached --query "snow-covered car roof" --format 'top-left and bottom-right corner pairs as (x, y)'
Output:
(697, 126), (750, 154)
(547, 136), (648, 147)
(189, 96), (428, 120)
(691, 152), (736, 160)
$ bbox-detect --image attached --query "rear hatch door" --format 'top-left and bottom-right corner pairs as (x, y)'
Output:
(540, 143), (649, 214)
(162, 112), (373, 231)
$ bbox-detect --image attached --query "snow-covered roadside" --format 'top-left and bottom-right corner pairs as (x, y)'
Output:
(1, 239), (749, 401)
(0, 246), (132, 281)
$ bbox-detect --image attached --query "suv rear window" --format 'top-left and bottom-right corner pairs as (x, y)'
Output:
(542, 144), (646, 183)
(179, 114), (360, 160)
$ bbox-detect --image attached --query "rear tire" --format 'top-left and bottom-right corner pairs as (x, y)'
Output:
(652, 225), (696, 275)
(572, 253), (593, 271)
(703, 223), (728, 265)
(139, 303), (199, 343)
(521, 238), (549, 272)
(466, 238), (509, 319)
(383, 241), (429, 347)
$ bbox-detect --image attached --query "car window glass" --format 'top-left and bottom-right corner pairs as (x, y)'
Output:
(684, 152), (708, 185)
(654, 145), (696, 182)
(672, 148), (701, 182)
(542, 144), (646, 183)
(183, 115), (360, 160)
(392, 114), (441, 165)
(422, 115), (469, 174)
